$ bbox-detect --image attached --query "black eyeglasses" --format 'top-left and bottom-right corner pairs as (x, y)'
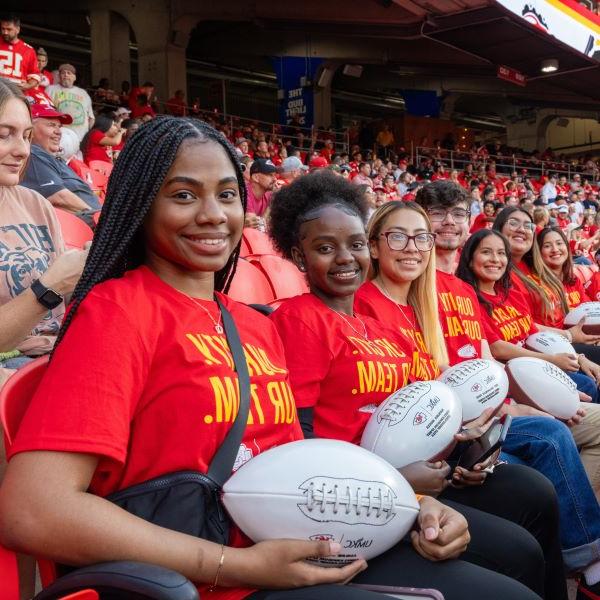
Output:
(379, 231), (436, 251)
(426, 208), (470, 223)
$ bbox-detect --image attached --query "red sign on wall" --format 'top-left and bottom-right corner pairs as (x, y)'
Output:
(497, 65), (527, 86)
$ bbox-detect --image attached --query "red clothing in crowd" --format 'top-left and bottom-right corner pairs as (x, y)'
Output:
(436, 270), (485, 365)
(270, 293), (413, 445)
(166, 96), (187, 117)
(10, 266), (302, 600)
(470, 213), (494, 233)
(245, 184), (272, 217)
(84, 129), (112, 164)
(0, 38), (40, 86)
(354, 281), (440, 381)
(585, 272), (600, 302)
(478, 285), (537, 345)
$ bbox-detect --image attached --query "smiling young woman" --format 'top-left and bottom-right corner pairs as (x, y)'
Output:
(354, 201), (447, 380)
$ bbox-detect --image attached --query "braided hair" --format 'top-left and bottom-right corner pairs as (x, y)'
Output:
(53, 116), (246, 350)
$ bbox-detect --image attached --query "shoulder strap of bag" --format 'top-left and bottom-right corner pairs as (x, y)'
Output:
(207, 297), (251, 486)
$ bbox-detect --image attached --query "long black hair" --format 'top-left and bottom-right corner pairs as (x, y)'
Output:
(54, 116), (246, 350)
(80, 114), (114, 157)
(455, 229), (513, 316)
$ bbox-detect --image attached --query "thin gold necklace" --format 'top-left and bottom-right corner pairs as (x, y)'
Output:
(185, 294), (224, 334)
(330, 307), (369, 340)
(376, 278), (416, 328)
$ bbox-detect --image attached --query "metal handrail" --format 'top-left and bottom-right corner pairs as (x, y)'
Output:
(415, 146), (600, 182)
(87, 89), (350, 153)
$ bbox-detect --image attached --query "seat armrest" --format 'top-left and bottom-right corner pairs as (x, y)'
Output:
(34, 561), (199, 600)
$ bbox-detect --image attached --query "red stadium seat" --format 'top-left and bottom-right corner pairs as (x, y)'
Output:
(55, 209), (94, 250)
(574, 264), (594, 284)
(242, 228), (277, 256)
(0, 358), (198, 600)
(228, 258), (276, 304)
(246, 254), (308, 300)
(88, 160), (113, 179)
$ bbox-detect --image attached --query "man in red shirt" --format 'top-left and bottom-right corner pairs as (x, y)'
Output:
(165, 89), (186, 117)
(0, 14), (40, 91)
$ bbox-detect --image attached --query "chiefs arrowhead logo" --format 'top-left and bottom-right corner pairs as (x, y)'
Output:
(413, 411), (428, 426)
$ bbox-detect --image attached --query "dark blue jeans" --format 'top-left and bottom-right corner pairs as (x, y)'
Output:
(501, 416), (600, 572)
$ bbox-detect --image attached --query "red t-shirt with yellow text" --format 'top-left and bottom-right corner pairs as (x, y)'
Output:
(562, 277), (587, 310)
(270, 293), (413, 444)
(436, 270), (485, 365)
(354, 281), (440, 381)
(10, 266), (302, 600)
(512, 264), (564, 328)
(478, 286), (537, 345)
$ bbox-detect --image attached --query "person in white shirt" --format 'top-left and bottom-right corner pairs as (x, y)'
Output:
(540, 174), (557, 204)
(46, 64), (94, 141)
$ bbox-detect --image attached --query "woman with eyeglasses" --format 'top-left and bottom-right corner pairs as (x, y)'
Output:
(268, 171), (547, 600)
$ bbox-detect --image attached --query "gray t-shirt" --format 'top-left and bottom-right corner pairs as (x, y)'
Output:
(21, 144), (101, 211)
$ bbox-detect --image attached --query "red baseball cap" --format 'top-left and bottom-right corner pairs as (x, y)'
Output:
(30, 104), (73, 125)
(309, 156), (329, 169)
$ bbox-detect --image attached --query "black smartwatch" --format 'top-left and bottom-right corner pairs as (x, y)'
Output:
(30, 278), (63, 310)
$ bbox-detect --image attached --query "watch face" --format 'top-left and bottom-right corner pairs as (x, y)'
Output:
(40, 288), (62, 309)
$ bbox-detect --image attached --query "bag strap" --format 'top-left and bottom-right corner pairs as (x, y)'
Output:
(207, 297), (251, 486)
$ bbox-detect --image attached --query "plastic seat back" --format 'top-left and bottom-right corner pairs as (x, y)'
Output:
(1, 355), (49, 449)
(573, 265), (587, 285)
(88, 160), (113, 179)
(247, 254), (308, 300)
(55, 210), (94, 250)
(242, 228), (277, 256)
(227, 258), (275, 305)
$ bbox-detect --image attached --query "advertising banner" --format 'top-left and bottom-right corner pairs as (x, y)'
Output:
(272, 56), (323, 127)
(496, 0), (600, 58)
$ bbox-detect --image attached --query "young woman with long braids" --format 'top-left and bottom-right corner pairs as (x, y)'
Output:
(0, 116), (415, 600)
(268, 171), (552, 600)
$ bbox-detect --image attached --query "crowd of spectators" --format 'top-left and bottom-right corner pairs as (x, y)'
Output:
(8, 10), (600, 599)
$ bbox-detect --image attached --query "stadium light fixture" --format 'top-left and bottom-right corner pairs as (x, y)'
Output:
(540, 59), (559, 73)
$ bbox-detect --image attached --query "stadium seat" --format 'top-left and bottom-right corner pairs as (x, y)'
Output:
(228, 258), (275, 304)
(241, 228), (277, 256)
(246, 254), (308, 300)
(54, 210), (94, 250)
(88, 160), (113, 179)
(87, 170), (108, 203)
(0, 357), (199, 600)
(574, 264), (594, 284)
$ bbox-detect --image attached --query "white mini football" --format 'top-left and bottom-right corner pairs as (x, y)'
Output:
(506, 357), (579, 419)
(222, 439), (419, 565)
(360, 381), (462, 468)
(524, 331), (576, 355)
(438, 359), (508, 422)
(564, 302), (600, 334)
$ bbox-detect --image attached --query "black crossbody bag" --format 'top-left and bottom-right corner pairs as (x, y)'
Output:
(106, 297), (250, 545)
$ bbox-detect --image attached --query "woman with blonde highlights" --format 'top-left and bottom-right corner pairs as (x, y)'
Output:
(355, 201), (448, 377)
